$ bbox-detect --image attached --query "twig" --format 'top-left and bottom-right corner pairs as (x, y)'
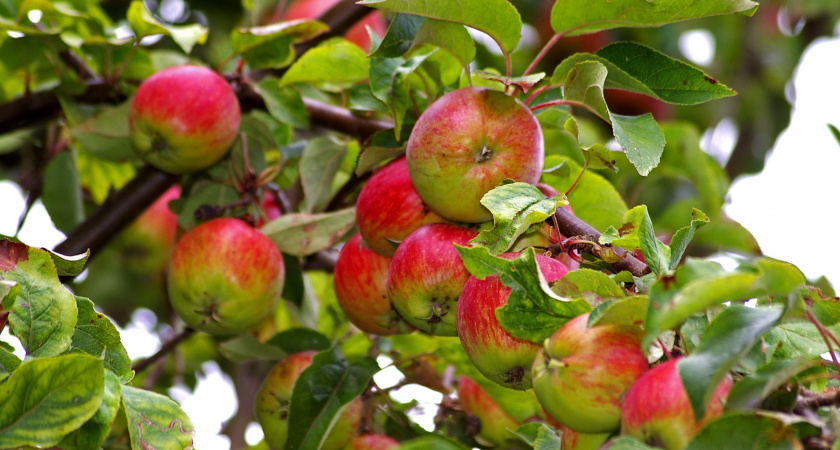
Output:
(132, 327), (196, 373)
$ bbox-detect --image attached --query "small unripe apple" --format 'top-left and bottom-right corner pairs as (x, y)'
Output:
(129, 65), (241, 174)
(457, 253), (569, 390)
(407, 87), (544, 223)
(388, 223), (477, 336)
(356, 157), (449, 257)
(256, 352), (362, 449)
(334, 233), (413, 335)
(532, 313), (648, 433)
(621, 358), (733, 450)
(457, 376), (520, 446)
(168, 217), (284, 334)
(346, 433), (400, 450)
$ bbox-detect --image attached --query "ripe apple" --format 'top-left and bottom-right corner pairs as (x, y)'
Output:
(334, 233), (413, 335)
(457, 253), (569, 390)
(531, 313), (648, 433)
(356, 157), (449, 257)
(406, 87), (545, 223)
(387, 223), (477, 336)
(457, 376), (520, 446)
(282, 0), (387, 52)
(256, 352), (362, 450)
(621, 358), (733, 450)
(121, 185), (181, 273)
(346, 433), (400, 450)
(559, 425), (610, 450)
(129, 65), (241, 174)
(167, 217), (284, 334)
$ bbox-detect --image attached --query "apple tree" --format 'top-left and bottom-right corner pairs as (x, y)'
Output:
(1, 0), (839, 449)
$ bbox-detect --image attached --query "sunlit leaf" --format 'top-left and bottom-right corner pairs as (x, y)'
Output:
(69, 296), (133, 383)
(122, 386), (195, 450)
(232, 20), (328, 69)
(262, 208), (356, 257)
(281, 39), (370, 88)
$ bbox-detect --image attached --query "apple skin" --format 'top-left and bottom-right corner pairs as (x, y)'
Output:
(531, 313), (649, 433)
(621, 358), (733, 450)
(334, 233), (413, 335)
(356, 157), (449, 257)
(387, 223), (477, 336)
(406, 87), (544, 223)
(458, 376), (520, 446)
(122, 185), (181, 273)
(167, 217), (285, 334)
(346, 433), (400, 450)
(129, 65), (241, 174)
(282, 0), (387, 52)
(256, 352), (362, 450)
(457, 253), (569, 390)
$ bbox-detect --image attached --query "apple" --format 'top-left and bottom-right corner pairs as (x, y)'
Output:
(457, 252), (569, 390)
(167, 217), (284, 334)
(129, 65), (241, 174)
(121, 185), (181, 273)
(621, 358), (733, 450)
(256, 352), (362, 450)
(406, 87), (545, 223)
(346, 433), (400, 450)
(334, 233), (413, 335)
(282, 0), (387, 52)
(356, 157), (449, 257)
(531, 313), (648, 433)
(559, 425), (610, 450)
(387, 223), (477, 336)
(457, 376), (520, 446)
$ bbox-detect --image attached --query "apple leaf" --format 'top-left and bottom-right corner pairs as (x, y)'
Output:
(67, 101), (134, 162)
(1, 240), (78, 357)
(354, 129), (406, 176)
(587, 296), (648, 328)
(600, 205), (670, 276)
(0, 354), (104, 449)
(359, 0), (521, 56)
(231, 20), (328, 69)
(262, 208), (356, 257)
(507, 422), (543, 447)
(0, 344), (20, 381)
(668, 208), (710, 270)
(69, 297), (133, 383)
(603, 437), (661, 449)
(399, 435), (471, 449)
(410, 19), (476, 73)
(369, 52), (433, 141)
(299, 135), (348, 213)
(47, 248), (90, 277)
(610, 113), (666, 177)
(470, 182), (567, 255)
(691, 215), (761, 255)
(121, 386), (195, 450)
(76, 148), (137, 204)
(552, 268), (626, 301)
(218, 334), (289, 362)
(550, 0), (758, 37)
(726, 358), (821, 411)
(42, 151), (84, 234)
(254, 79), (310, 128)
(764, 321), (834, 360)
(685, 412), (800, 450)
(285, 346), (379, 450)
(58, 370), (122, 450)
(126, 1), (207, 53)
(372, 13), (425, 58)
(660, 124), (728, 215)
(281, 39), (370, 89)
(678, 305), (783, 421)
(476, 71), (546, 94)
(456, 246), (592, 343)
(562, 61), (610, 122)
(581, 143), (618, 172)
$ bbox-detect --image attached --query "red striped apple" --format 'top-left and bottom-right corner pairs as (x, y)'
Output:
(406, 87), (544, 223)
(457, 376), (520, 446)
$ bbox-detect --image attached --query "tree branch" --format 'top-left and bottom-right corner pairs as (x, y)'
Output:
(132, 327), (196, 373)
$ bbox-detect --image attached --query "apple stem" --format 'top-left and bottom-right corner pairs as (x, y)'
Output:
(522, 32), (565, 78)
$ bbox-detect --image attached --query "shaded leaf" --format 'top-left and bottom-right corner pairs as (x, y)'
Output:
(588, 296), (648, 328)
(668, 208), (710, 270)
(122, 386), (195, 450)
(369, 52), (433, 140)
(266, 327), (333, 354)
(372, 13), (425, 58)
(218, 334), (288, 362)
(255, 79), (310, 128)
(603, 436), (661, 449)
(727, 358), (821, 411)
(42, 151), (84, 233)
(232, 20), (327, 69)
(69, 296), (133, 383)
(610, 113), (666, 177)
(262, 208), (356, 257)
(410, 19), (476, 72)
(67, 101), (134, 161)
(562, 61), (610, 121)
(47, 249), (90, 277)
(299, 136), (348, 213)
(685, 412), (801, 450)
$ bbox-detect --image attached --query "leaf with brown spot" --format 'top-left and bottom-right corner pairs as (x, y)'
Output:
(0, 239), (28, 272)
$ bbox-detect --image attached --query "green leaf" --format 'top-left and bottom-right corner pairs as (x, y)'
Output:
(299, 136), (348, 213)
(285, 346), (379, 450)
(476, 71), (546, 94)
(231, 20), (328, 69)
(726, 358), (820, 411)
(360, 0), (522, 55)
(77, 148), (137, 204)
(678, 306), (783, 421)
(67, 101), (134, 162)
(58, 370), (122, 450)
(604, 436), (661, 449)
(254, 79), (310, 128)
(372, 13), (425, 58)
(218, 334), (289, 362)
(550, 0), (758, 36)
(587, 296), (648, 327)
(0, 354), (104, 448)
(42, 151), (84, 233)
(470, 182), (567, 255)
(126, 1), (208, 53)
(281, 39), (370, 88)
(122, 386), (194, 449)
(355, 141), (405, 176)
(69, 296), (133, 383)
(266, 328), (333, 354)
(765, 321), (831, 360)
(685, 412), (800, 450)
(399, 435), (470, 449)
(456, 246), (591, 343)
(369, 53), (432, 141)
(562, 61), (610, 122)
(508, 422), (543, 447)
(668, 208), (710, 270)
(1, 240), (78, 357)
(600, 205), (670, 275)
(610, 113), (666, 177)
(410, 19), (476, 72)
(47, 248), (90, 277)
(262, 208), (356, 257)
(552, 268), (628, 313)
(581, 143), (618, 172)
(829, 124), (840, 148)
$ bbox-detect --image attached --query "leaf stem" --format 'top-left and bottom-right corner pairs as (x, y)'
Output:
(524, 84), (553, 106)
(530, 99), (575, 112)
(523, 32), (564, 77)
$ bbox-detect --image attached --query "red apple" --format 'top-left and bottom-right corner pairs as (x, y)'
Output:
(406, 87), (545, 223)
(457, 376), (521, 446)
(334, 233), (413, 335)
(167, 217), (284, 334)
(457, 253), (569, 390)
(532, 313), (648, 433)
(356, 157), (449, 257)
(121, 185), (181, 273)
(282, 0), (387, 52)
(346, 433), (400, 450)
(621, 358), (733, 450)
(130, 65), (241, 174)
(387, 223), (477, 336)
(256, 352), (362, 450)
